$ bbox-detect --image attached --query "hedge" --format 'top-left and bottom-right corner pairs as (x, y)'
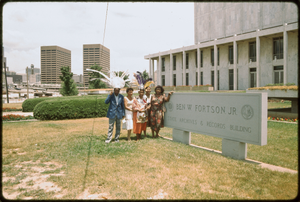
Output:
(22, 95), (107, 112)
(22, 96), (67, 112)
(33, 96), (109, 120)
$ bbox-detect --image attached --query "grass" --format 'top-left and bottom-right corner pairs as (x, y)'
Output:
(2, 118), (298, 200)
(160, 122), (298, 170)
(2, 103), (23, 109)
(268, 100), (292, 109)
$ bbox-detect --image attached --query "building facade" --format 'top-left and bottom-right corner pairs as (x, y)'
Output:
(26, 64), (40, 75)
(83, 44), (110, 87)
(41, 46), (71, 84)
(72, 74), (83, 83)
(145, 2), (298, 90)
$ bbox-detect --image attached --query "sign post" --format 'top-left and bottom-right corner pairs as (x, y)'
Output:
(164, 92), (267, 160)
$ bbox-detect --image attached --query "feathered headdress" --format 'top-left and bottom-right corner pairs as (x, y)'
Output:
(86, 69), (130, 89)
(133, 71), (154, 90)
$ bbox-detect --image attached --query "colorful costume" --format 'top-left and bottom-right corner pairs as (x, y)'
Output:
(133, 96), (147, 134)
(150, 94), (166, 131)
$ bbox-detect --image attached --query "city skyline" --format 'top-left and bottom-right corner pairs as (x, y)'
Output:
(3, 2), (194, 79)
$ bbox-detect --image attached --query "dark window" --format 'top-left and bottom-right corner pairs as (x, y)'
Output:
(162, 58), (165, 72)
(200, 72), (203, 85)
(186, 53), (189, 69)
(273, 37), (283, 60)
(162, 75), (165, 86)
(211, 71), (214, 87)
(217, 70), (219, 90)
(217, 48), (219, 66)
(200, 50), (203, 67)
(249, 42), (256, 62)
(173, 55), (176, 70)
(186, 73), (189, 86)
(211, 49), (214, 66)
(229, 46), (233, 64)
(229, 69), (233, 90)
(274, 66), (284, 84)
(195, 51), (198, 68)
(250, 68), (257, 88)
(196, 72), (198, 85)
(173, 74), (176, 86)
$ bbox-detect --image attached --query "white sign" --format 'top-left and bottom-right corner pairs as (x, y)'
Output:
(164, 93), (267, 146)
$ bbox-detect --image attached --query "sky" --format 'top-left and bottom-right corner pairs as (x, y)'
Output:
(3, 2), (194, 79)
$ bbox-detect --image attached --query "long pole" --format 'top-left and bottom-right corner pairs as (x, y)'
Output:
(4, 64), (9, 103)
(26, 66), (29, 99)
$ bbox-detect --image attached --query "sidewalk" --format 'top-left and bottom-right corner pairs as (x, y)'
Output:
(2, 111), (34, 117)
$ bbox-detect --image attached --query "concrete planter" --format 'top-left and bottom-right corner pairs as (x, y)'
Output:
(163, 86), (176, 91)
(247, 88), (298, 114)
(175, 86), (192, 91)
(192, 86), (214, 91)
(246, 89), (297, 98)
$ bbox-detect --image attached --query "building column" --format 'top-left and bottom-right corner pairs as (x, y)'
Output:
(233, 39), (237, 90)
(149, 58), (152, 79)
(283, 28), (288, 85)
(197, 48), (200, 86)
(256, 33), (260, 87)
(158, 55), (161, 86)
(183, 51), (186, 86)
(151, 58), (154, 80)
(170, 53), (173, 86)
(214, 43), (218, 90)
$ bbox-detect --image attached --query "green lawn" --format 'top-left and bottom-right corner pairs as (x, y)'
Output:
(2, 118), (298, 200)
(160, 121), (298, 170)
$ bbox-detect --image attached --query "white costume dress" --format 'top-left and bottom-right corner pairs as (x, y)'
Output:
(124, 96), (134, 130)
(144, 94), (152, 104)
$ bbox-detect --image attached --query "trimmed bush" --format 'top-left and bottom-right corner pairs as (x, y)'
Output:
(22, 95), (107, 112)
(22, 97), (54, 112)
(33, 96), (109, 120)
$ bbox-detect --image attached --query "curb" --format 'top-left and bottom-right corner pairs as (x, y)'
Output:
(3, 119), (38, 123)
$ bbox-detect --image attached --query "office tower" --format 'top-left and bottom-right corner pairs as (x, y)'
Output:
(41, 46), (71, 84)
(83, 44), (110, 87)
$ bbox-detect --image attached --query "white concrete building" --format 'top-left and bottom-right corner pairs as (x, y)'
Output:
(145, 2), (298, 90)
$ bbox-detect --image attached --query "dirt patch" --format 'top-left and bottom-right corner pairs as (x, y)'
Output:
(76, 189), (110, 200)
(148, 189), (168, 199)
(2, 160), (66, 200)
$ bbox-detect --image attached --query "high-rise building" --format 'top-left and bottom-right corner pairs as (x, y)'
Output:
(26, 64), (40, 75)
(145, 2), (298, 90)
(83, 44), (110, 87)
(41, 46), (71, 84)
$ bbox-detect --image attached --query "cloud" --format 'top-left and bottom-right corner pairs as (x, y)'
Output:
(112, 11), (134, 18)
(3, 29), (41, 52)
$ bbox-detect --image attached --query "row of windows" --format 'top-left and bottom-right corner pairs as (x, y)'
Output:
(161, 37), (284, 71)
(161, 66), (283, 88)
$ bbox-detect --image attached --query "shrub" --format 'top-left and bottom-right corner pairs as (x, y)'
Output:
(33, 96), (109, 120)
(22, 96), (81, 112)
(22, 97), (51, 112)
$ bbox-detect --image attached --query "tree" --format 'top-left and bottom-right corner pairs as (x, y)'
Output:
(88, 63), (107, 89)
(142, 70), (149, 80)
(114, 71), (130, 87)
(59, 66), (78, 96)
